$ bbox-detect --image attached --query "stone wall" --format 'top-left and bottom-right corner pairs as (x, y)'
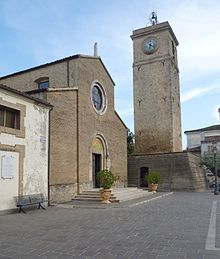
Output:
(128, 151), (207, 191)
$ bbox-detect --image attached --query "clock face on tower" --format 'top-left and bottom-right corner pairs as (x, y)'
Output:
(142, 38), (158, 54)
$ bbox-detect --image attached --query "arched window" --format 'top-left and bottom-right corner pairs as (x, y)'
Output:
(35, 77), (49, 90)
(38, 81), (49, 90)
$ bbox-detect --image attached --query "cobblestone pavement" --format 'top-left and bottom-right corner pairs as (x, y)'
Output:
(1, 192), (220, 259)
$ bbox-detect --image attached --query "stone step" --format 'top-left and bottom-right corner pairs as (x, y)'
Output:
(73, 196), (120, 203)
(114, 191), (150, 201)
(77, 194), (99, 198)
(74, 194), (118, 200)
(81, 190), (100, 194)
(73, 197), (101, 202)
(72, 188), (152, 203)
(114, 192), (150, 201)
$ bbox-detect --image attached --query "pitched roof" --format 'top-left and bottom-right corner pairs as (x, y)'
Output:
(0, 84), (53, 108)
(184, 124), (220, 134)
(0, 54), (115, 86)
(0, 55), (79, 79)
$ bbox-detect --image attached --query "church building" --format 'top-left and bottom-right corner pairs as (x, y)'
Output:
(0, 54), (127, 203)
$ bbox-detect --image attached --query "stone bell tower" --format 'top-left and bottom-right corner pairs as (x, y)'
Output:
(131, 14), (182, 154)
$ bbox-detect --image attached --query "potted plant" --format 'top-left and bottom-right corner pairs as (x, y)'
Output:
(146, 171), (161, 193)
(97, 169), (117, 203)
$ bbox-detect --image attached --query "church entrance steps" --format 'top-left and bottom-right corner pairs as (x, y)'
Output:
(72, 188), (151, 203)
(73, 191), (119, 203)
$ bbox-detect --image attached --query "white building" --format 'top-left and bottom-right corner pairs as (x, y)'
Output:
(185, 125), (220, 155)
(0, 84), (52, 213)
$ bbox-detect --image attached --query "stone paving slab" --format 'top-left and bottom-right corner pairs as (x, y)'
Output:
(1, 192), (220, 258)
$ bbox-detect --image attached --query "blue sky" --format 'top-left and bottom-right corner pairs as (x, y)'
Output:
(0, 0), (220, 148)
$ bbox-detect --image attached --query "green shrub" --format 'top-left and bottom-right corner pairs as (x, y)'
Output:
(146, 171), (161, 184)
(97, 169), (117, 189)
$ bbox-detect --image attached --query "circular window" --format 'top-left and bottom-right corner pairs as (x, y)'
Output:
(92, 86), (102, 110)
(91, 83), (106, 114)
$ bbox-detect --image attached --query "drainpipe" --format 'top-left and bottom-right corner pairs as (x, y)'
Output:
(76, 90), (80, 194)
(47, 106), (53, 205)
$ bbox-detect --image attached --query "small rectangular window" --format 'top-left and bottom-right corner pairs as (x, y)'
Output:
(38, 81), (49, 90)
(5, 109), (16, 128)
(0, 106), (20, 129)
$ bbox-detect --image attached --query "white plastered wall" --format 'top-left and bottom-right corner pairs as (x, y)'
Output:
(23, 103), (49, 195)
(0, 151), (19, 211)
(186, 132), (201, 149)
(0, 89), (49, 211)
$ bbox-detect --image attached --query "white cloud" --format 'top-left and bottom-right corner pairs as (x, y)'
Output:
(159, 1), (220, 82)
(181, 84), (220, 103)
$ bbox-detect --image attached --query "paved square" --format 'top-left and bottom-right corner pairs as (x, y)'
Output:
(1, 192), (220, 258)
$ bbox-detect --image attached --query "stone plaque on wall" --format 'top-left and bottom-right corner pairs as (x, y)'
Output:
(1, 155), (15, 179)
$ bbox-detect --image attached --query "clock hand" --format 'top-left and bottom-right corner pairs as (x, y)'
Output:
(148, 42), (154, 49)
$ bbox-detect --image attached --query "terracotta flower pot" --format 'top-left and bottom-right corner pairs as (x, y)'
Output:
(149, 183), (158, 193)
(99, 189), (112, 203)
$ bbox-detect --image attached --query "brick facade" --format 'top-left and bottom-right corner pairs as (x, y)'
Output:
(131, 22), (182, 154)
(0, 55), (127, 203)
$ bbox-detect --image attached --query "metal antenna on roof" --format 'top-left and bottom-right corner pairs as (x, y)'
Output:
(94, 42), (98, 56)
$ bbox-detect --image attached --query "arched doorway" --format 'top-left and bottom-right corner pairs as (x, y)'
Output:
(91, 134), (109, 188)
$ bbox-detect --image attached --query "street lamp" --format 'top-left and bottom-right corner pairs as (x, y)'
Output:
(212, 143), (219, 195)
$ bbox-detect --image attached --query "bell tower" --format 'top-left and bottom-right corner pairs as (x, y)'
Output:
(131, 15), (182, 154)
